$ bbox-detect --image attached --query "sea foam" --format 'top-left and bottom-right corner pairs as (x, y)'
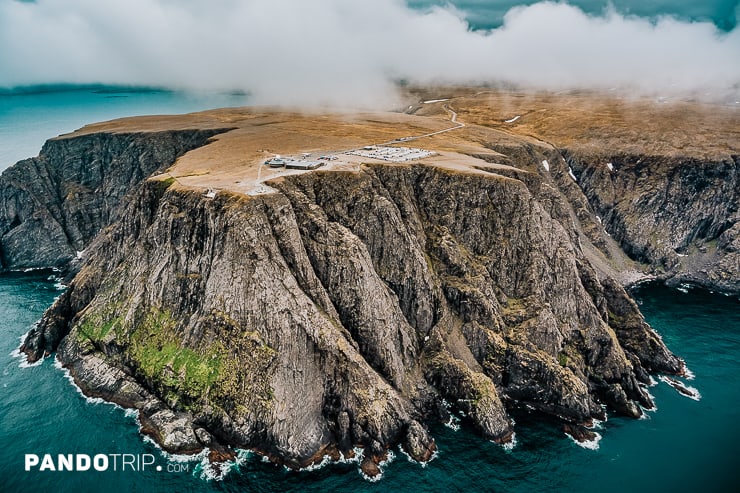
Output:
(566, 431), (602, 451)
(11, 330), (42, 368)
(659, 375), (701, 401)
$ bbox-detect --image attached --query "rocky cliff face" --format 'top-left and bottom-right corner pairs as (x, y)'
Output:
(565, 151), (740, 292)
(22, 160), (685, 470)
(0, 129), (228, 271)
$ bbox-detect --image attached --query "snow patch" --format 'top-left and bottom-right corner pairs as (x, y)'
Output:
(504, 115), (521, 123)
(568, 167), (577, 181)
(606, 162), (614, 172)
(541, 160), (550, 172)
(423, 99), (449, 104)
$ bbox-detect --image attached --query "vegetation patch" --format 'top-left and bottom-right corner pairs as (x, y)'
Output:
(130, 308), (223, 405)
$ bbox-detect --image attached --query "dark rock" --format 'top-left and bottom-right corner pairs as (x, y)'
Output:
(360, 457), (381, 478)
(403, 421), (436, 462)
(207, 444), (236, 463)
(0, 129), (230, 271)
(663, 377), (699, 399)
(194, 428), (213, 446)
(563, 423), (597, 443)
(566, 151), (739, 293)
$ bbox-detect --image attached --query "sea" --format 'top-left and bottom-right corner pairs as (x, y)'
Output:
(1, 1), (739, 486)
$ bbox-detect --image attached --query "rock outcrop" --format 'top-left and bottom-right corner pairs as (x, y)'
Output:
(11, 100), (729, 473)
(22, 160), (684, 468)
(565, 151), (740, 292)
(0, 129), (228, 271)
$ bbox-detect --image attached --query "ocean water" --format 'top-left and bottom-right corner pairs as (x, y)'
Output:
(0, 86), (250, 171)
(1, 275), (738, 492)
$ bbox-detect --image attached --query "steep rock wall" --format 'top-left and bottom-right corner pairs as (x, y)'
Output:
(566, 151), (740, 292)
(0, 129), (229, 270)
(22, 163), (685, 468)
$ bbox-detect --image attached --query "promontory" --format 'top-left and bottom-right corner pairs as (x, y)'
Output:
(5, 89), (737, 475)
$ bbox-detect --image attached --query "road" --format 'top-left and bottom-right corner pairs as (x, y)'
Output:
(376, 103), (464, 146)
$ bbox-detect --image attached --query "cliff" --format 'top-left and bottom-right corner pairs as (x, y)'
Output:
(22, 166), (681, 468)
(437, 89), (740, 294)
(12, 98), (735, 474)
(0, 128), (229, 271)
(565, 151), (739, 292)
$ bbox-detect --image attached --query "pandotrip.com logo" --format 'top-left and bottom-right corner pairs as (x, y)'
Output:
(24, 453), (191, 473)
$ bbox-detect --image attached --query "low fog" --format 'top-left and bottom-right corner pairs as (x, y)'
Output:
(1, 0), (738, 106)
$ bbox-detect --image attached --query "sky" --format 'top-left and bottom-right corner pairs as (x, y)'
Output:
(0, 0), (738, 107)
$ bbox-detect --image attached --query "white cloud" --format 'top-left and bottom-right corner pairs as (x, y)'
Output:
(0, 0), (738, 107)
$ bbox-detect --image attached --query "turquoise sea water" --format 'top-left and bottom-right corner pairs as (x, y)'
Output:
(0, 86), (250, 171)
(1, 274), (738, 492)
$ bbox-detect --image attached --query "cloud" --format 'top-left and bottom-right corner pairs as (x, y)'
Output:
(0, 0), (738, 107)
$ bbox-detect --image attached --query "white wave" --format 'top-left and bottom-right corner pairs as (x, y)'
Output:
(296, 454), (333, 472)
(360, 470), (383, 482)
(566, 431), (602, 450)
(682, 386), (702, 401)
(380, 450), (395, 467)
(124, 408), (140, 419)
(53, 358), (108, 405)
(54, 358), (130, 412)
(197, 449), (252, 482)
(587, 419), (605, 430)
(397, 444), (438, 467)
(501, 432), (517, 452)
(639, 387), (658, 414)
(196, 450), (243, 482)
(335, 447), (363, 465)
(683, 366), (696, 380)
(10, 346), (43, 368)
(658, 375), (702, 401)
(10, 329), (43, 368)
(444, 414), (461, 431)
